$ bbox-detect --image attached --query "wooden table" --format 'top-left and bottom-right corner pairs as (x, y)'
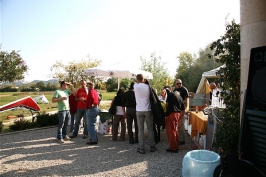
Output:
(189, 111), (208, 139)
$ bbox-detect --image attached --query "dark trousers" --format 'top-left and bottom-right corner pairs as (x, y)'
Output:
(126, 108), (138, 141)
(153, 123), (160, 143)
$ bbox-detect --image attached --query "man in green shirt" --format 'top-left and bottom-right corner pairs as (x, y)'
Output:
(52, 81), (76, 143)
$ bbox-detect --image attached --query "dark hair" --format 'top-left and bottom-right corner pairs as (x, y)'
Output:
(164, 86), (171, 89)
(116, 88), (125, 96)
(59, 81), (65, 87)
(129, 82), (135, 89)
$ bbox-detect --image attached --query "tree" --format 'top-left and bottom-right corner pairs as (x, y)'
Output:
(35, 81), (46, 91)
(175, 52), (195, 91)
(175, 52), (194, 78)
(210, 20), (240, 155)
(0, 49), (28, 83)
(175, 48), (222, 92)
(140, 52), (172, 91)
(105, 78), (117, 92)
(50, 56), (101, 87)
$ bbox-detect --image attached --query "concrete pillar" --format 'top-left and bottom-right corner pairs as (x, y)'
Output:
(240, 0), (266, 114)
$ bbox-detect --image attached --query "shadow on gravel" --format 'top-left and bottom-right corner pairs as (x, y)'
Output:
(0, 126), (197, 177)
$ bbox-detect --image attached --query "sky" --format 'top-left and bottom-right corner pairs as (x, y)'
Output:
(1, 0), (240, 82)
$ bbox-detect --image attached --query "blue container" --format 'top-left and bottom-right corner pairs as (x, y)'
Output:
(182, 150), (220, 177)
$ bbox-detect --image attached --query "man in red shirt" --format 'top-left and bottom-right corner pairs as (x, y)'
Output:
(70, 80), (88, 139)
(86, 81), (99, 145)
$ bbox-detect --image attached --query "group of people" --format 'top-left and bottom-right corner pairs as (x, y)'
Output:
(52, 80), (99, 145)
(109, 75), (189, 154)
(52, 76), (190, 154)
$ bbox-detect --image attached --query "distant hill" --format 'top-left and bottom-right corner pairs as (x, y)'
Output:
(30, 79), (59, 85)
(3, 79), (59, 86)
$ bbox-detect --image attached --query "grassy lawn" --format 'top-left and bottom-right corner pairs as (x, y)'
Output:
(0, 91), (115, 129)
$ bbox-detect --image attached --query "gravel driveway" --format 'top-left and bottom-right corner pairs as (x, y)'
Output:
(0, 126), (198, 177)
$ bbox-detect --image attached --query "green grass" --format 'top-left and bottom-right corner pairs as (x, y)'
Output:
(0, 91), (115, 127)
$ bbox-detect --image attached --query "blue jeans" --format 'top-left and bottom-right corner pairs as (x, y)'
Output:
(57, 110), (70, 140)
(73, 108), (88, 136)
(86, 107), (99, 142)
(136, 110), (155, 149)
(70, 113), (75, 133)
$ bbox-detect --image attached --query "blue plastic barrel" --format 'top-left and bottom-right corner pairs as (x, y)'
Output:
(182, 150), (220, 177)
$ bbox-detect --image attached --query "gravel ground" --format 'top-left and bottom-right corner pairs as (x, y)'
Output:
(0, 126), (198, 177)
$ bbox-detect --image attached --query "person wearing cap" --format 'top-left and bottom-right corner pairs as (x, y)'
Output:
(70, 80), (89, 139)
(52, 81), (76, 144)
(173, 79), (189, 145)
(165, 88), (185, 153)
(122, 82), (138, 144)
(85, 81), (99, 145)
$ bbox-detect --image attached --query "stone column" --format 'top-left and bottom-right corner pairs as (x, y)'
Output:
(240, 0), (266, 114)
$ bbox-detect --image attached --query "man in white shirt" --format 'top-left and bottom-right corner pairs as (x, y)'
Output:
(210, 82), (221, 107)
(134, 74), (156, 154)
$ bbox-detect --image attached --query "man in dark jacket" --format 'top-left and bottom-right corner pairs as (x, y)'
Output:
(122, 82), (138, 144)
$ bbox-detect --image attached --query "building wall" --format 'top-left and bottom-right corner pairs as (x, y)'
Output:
(240, 0), (266, 114)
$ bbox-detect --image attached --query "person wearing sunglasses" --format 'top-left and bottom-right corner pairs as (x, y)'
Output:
(173, 79), (189, 145)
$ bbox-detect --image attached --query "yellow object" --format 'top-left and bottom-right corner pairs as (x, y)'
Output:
(206, 82), (212, 94)
(189, 111), (208, 138)
(161, 102), (166, 113)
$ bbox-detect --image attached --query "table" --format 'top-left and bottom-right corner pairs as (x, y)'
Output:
(189, 111), (208, 139)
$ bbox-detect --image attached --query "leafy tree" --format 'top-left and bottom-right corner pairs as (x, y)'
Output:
(35, 81), (46, 91)
(0, 49), (28, 83)
(105, 78), (117, 92)
(175, 52), (194, 78)
(210, 20), (240, 155)
(50, 56), (101, 87)
(175, 48), (222, 92)
(140, 52), (172, 91)
(120, 78), (133, 90)
(175, 52), (195, 91)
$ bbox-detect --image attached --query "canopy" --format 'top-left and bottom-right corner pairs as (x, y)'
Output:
(0, 96), (41, 112)
(84, 67), (153, 79)
(84, 66), (153, 89)
(33, 94), (49, 104)
(196, 65), (225, 94)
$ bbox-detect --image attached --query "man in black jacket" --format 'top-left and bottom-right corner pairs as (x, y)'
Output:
(122, 82), (138, 144)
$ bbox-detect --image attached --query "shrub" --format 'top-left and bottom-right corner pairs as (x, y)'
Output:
(0, 121), (3, 132)
(36, 113), (58, 127)
(9, 117), (32, 131)
(210, 20), (240, 155)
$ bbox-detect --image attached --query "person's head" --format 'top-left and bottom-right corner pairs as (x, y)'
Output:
(164, 85), (172, 92)
(136, 74), (144, 83)
(210, 82), (217, 90)
(59, 81), (71, 90)
(175, 79), (182, 88)
(80, 80), (87, 89)
(160, 89), (167, 96)
(129, 82), (135, 90)
(86, 81), (94, 90)
(116, 88), (125, 96)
